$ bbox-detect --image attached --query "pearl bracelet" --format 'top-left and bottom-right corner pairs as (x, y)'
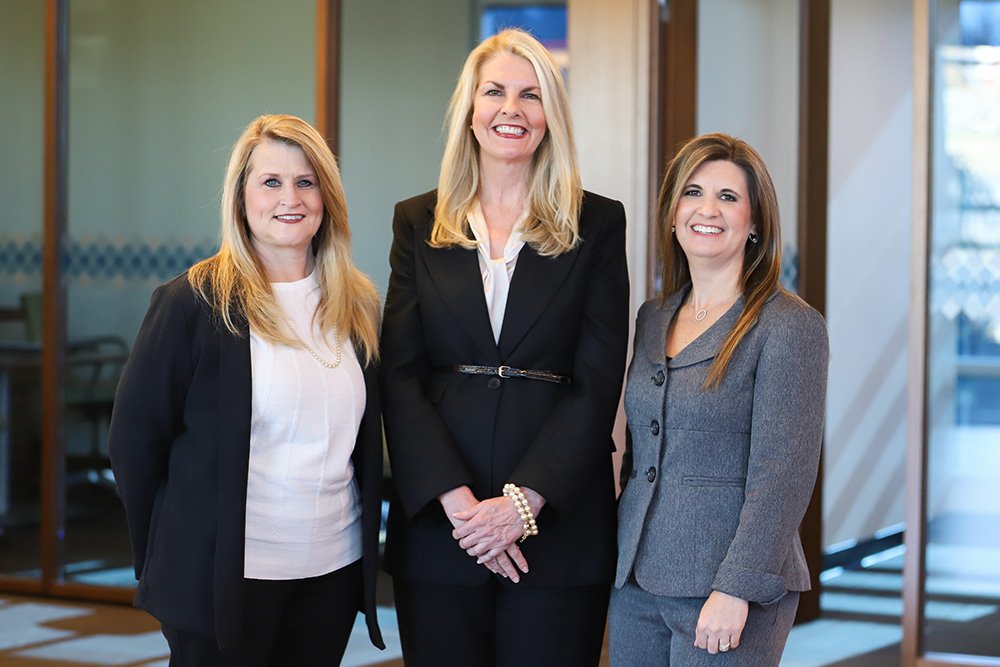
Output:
(503, 483), (539, 543)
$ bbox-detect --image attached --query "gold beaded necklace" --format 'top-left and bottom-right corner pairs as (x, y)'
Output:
(288, 322), (342, 369)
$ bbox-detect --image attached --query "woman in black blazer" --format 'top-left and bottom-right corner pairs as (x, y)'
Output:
(108, 115), (384, 666)
(380, 29), (629, 667)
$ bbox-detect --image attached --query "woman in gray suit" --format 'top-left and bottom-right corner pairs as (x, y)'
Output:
(610, 133), (828, 665)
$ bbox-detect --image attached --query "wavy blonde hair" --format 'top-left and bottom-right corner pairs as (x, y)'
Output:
(188, 114), (380, 363)
(431, 28), (582, 256)
(657, 132), (795, 389)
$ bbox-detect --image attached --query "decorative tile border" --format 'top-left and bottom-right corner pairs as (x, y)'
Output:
(0, 232), (218, 287)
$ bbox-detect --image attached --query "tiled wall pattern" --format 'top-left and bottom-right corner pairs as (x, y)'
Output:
(3, 231), (803, 294)
(0, 232), (218, 287)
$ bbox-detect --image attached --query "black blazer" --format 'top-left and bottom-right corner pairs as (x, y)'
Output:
(380, 190), (629, 587)
(108, 273), (384, 651)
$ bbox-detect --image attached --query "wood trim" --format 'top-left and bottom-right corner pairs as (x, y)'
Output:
(651, 0), (697, 296)
(0, 578), (134, 605)
(41, 0), (69, 594)
(315, 0), (341, 154)
(795, 0), (830, 624)
(917, 658), (1000, 667)
(46, 582), (137, 605)
(903, 0), (933, 663)
(0, 576), (44, 595)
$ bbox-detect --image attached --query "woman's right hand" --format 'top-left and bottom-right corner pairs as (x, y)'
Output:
(438, 486), (528, 581)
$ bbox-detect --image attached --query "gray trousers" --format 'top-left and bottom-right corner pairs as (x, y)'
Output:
(609, 578), (799, 666)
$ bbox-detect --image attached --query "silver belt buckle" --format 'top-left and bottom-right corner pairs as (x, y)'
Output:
(497, 365), (513, 378)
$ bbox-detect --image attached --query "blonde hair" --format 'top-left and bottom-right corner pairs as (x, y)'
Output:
(657, 132), (794, 389)
(432, 28), (582, 256)
(188, 114), (380, 363)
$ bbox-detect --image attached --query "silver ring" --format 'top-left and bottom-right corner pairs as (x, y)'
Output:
(719, 642), (731, 652)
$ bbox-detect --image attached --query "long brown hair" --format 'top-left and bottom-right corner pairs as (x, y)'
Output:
(188, 114), (380, 363)
(657, 132), (793, 389)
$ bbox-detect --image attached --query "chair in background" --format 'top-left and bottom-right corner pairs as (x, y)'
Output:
(20, 293), (128, 492)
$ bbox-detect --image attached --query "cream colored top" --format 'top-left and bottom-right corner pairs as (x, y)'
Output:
(467, 201), (528, 344)
(245, 270), (364, 579)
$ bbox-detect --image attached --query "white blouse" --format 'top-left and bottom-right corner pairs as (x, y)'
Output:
(245, 270), (364, 580)
(467, 201), (528, 343)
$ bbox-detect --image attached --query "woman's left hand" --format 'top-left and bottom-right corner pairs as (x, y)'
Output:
(694, 591), (748, 654)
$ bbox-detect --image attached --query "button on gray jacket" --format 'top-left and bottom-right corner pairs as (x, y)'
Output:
(615, 286), (828, 604)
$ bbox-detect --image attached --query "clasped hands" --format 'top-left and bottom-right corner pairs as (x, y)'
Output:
(438, 485), (544, 583)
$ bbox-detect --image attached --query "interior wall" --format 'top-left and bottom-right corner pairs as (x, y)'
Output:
(568, 0), (651, 312)
(568, 0), (653, 486)
(338, 0), (474, 297)
(824, 0), (912, 548)
(696, 0), (800, 258)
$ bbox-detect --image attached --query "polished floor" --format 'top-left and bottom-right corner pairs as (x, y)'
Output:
(2, 547), (1000, 665)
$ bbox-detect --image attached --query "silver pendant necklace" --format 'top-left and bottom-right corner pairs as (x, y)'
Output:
(693, 293), (740, 322)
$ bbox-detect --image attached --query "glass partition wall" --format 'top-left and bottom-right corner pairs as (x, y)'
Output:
(924, 0), (1000, 661)
(0, 0), (46, 586)
(908, 0), (1000, 664)
(0, 0), (318, 598)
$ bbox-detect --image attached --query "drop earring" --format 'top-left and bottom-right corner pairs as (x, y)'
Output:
(748, 233), (758, 244)
(671, 226), (675, 233)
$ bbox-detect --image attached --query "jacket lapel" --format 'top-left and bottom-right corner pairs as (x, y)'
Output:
(669, 292), (746, 369)
(641, 288), (685, 367)
(418, 230), (501, 363)
(639, 285), (750, 369)
(498, 244), (578, 359)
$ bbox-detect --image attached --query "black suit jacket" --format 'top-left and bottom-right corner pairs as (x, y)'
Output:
(108, 273), (384, 650)
(380, 190), (629, 586)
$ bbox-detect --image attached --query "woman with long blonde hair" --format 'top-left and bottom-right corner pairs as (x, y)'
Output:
(109, 114), (384, 665)
(380, 29), (630, 667)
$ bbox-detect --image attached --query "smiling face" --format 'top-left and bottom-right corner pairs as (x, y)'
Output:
(673, 159), (756, 271)
(471, 53), (547, 169)
(243, 139), (324, 269)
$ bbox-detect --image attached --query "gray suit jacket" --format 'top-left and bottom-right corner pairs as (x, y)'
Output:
(615, 286), (828, 605)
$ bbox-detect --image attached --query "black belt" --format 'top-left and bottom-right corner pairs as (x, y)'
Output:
(442, 365), (571, 385)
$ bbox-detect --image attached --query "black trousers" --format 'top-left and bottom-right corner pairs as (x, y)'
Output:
(162, 560), (362, 667)
(394, 576), (610, 667)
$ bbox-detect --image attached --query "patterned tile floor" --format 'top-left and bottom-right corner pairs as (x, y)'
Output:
(2, 548), (998, 666)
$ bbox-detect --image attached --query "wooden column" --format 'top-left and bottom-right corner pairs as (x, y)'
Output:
(795, 0), (830, 624)
(651, 0), (697, 296)
(316, 0), (341, 155)
(796, 0), (830, 622)
(902, 0), (933, 663)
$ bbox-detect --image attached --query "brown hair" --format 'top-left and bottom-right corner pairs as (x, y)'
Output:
(657, 132), (792, 389)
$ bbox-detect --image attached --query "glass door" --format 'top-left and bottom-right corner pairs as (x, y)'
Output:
(1, 0), (320, 598)
(912, 0), (1000, 663)
(59, 0), (317, 590)
(0, 0), (46, 586)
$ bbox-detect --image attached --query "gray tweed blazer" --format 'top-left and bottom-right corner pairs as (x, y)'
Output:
(615, 286), (828, 605)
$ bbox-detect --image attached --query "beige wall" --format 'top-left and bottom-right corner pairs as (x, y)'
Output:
(697, 0), (800, 254)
